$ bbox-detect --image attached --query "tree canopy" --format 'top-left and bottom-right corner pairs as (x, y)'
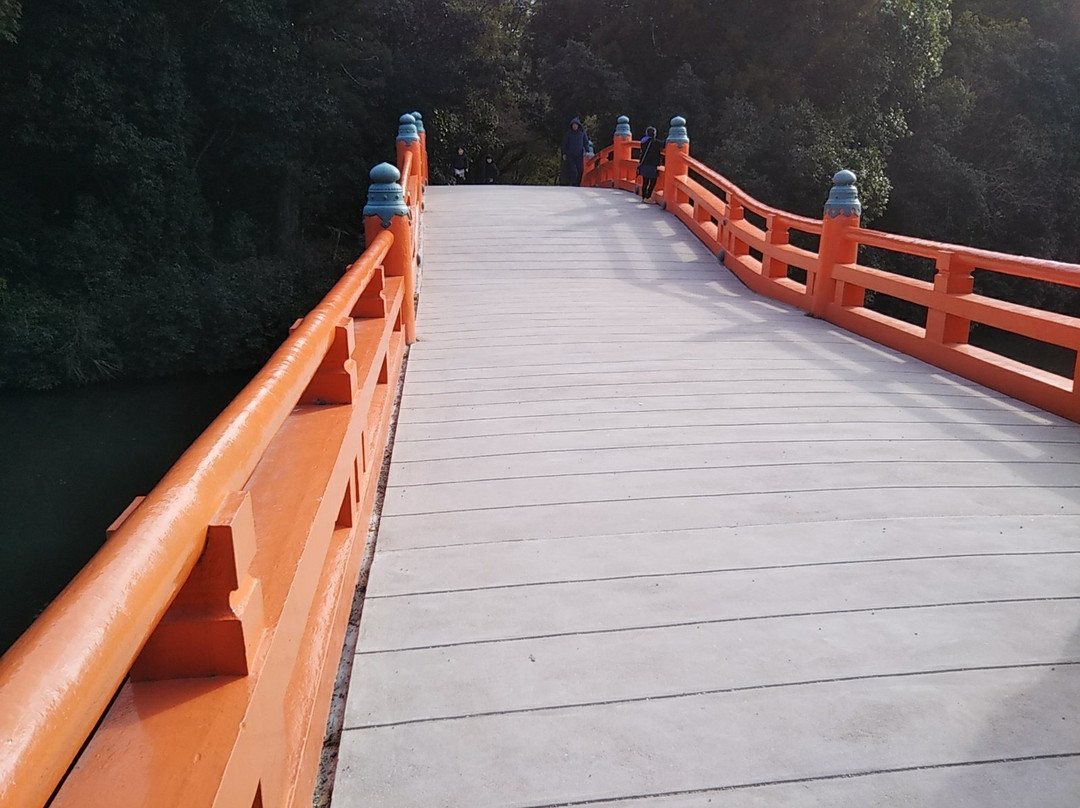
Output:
(1, 0), (1078, 389)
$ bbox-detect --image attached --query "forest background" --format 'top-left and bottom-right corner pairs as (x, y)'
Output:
(1, 0), (1078, 389)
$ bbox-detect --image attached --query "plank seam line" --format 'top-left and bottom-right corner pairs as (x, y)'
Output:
(365, 550), (1080, 600)
(394, 419), (1065, 443)
(406, 337), (931, 349)
(402, 384), (1039, 405)
(389, 437), (1080, 465)
(386, 459), (1079, 490)
(507, 752), (1080, 808)
(402, 361), (966, 379)
(397, 402), (1027, 426)
(399, 389), (1018, 409)
(404, 365), (970, 380)
(355, 595), (1080, 655)
(378, 512), (1079, 553)
(404, 387), (1040, 407)
(411, 322), (826, 333)
(344, 660), (1080, 730)
(383, 484), (1080, 519)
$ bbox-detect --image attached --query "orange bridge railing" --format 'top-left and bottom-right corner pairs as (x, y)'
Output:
(584, 115), (1080, 422)
(0, 113), (427, 808)
(5, 106), (1080, 808)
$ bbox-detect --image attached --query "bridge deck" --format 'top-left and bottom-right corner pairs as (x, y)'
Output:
(331, 186), (1080, 807)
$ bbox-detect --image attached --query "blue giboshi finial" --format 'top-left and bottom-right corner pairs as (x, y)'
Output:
(397, 114), (420, 144)
(411, 111), (425, 134)
(667, 116), (689, 145)
(824, 169), (862, 218)
(614, 115), (632, 138)
(364, 163), (409, 227)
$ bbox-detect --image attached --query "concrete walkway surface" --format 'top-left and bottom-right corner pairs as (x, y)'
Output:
(330, 185), (1080, 807)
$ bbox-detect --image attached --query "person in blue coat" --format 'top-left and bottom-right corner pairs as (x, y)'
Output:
(561, 117), (589, 186)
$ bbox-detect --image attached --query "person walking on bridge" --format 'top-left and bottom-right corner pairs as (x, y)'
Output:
(480, 154), (500, 184)
(450, 145), (469, 184)
(561, 117), (589, 186)
(637, 125), (662, 200)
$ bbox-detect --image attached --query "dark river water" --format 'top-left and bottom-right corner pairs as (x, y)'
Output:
(0, 371), (252, 653)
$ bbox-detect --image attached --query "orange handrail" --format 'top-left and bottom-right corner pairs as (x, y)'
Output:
(684, 156), (823, 232)
(583, 116), (1080, 421)
(0, 232), (392, 808)
(852, 226), (1080, 287)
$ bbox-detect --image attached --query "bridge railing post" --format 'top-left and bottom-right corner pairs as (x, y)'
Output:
(724, 192), (749, 260)
(296, 317), (359, 404)
(811, 170), (862, 317)
(613, 115), (633, 190)
(412, 111), (429, 185)
(926, 253), (974, 344)
(365, 162), (417, 343)
(124, 491), (265, 680)
(762, 213), (791, 279)
(661, 115), (689, 208)
(395, 113), (423, 209)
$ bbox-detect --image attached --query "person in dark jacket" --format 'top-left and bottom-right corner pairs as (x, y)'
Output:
(450, 146), (469, 184)
(637, 126), (662, 200)
(480, 155), (500, 184)
(561, 117), (588, 187)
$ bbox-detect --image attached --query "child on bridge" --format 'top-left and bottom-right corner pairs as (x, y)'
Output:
(480, 155), (500, 184)
(450, 146), (469, 184)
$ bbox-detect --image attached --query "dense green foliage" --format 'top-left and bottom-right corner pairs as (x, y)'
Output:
(1, 0), (1078, 389)
(0, 0), (543, 388)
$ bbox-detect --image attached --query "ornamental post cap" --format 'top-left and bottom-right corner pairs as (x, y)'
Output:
(369, 162), (401, 184)
(397, 113), (420, 143)
(824, 169), (862, 218)
(667, 115), (689, 144)
(411, 111), (425, 133)
(364, 162), (409, 225)
(614, 115), (632, 137)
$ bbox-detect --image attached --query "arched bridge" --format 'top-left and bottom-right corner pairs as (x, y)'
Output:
(2, 113), (1080, 807)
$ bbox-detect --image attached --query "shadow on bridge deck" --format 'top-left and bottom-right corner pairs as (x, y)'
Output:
(329, 186), (1080, 807)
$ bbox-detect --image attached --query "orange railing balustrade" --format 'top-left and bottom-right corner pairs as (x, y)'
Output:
(0, 114), (427, 808)
(584, 115), (1080, 422)
(410, 110), (430, 186)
